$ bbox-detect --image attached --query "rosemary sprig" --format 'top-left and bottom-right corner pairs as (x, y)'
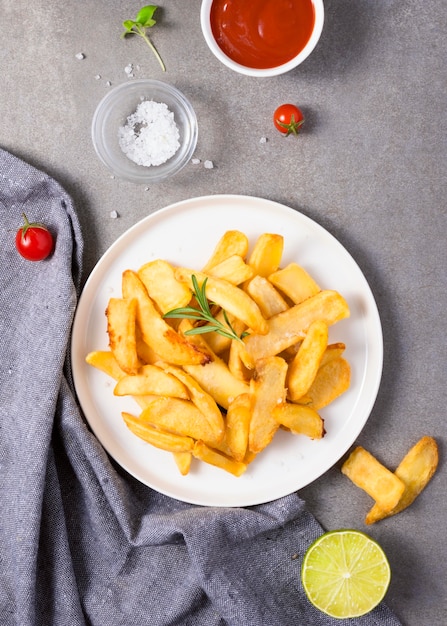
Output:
(163, 275), (247, 343)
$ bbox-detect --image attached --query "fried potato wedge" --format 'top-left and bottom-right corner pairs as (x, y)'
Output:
(247, 233), (284, 277)
(319, 342), (346, 367)
(122, 270), (212, 366)
(299, 356), (351, 410)
(139, 397), (222, 447)
(114, 364), (190, 399)
(137, 259), (192, 314)
(175, 268), (269, 335)
(178, 319), (250, 409)
(365, 436), (439, 524)
(184, 359), (249, 411)
(85, 350), (126, 381)
(85, 352), (159, 409)
(244, 290), (350, 361)
(244, 275), (289, 318)
(287, 320), (328, 402)
(173, 451), (193, 476)
(159, 364), (225, 440)
(273, 403), (324, 439)
(193, 440), (247, 477)
(202, 230), (249, 271)
(227, 319), (252, 382)
(106, 297), (140, 375)
(269, 262), (320, 304)
(206, 254), (254, 285)
(248, 356), (288, 454)
(341, 446), (406, 513)
(122, 412), (195, 452)
(225, 393), (252, 461)
(135, 328), (163, 365)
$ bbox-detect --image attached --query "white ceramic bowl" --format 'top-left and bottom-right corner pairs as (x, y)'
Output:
(92, 80), (198, 184)
(200, 0), (324, 77)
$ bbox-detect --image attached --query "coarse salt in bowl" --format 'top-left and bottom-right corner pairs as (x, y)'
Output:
(92, 80), (198, 184)
(200, 0), (324, 77)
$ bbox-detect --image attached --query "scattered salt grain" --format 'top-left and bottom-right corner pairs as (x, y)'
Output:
(106, 81), (112, 87)
(94, 74), (101, 80)
(124, 64), (134, 77)
(118, 100), (180, 167)
(259, 136), (268, 144)
(191, 158), (201, 165)
(110, 210), (119, 219)
(75, 52), (85, 60)
(204, 160), (214, 169)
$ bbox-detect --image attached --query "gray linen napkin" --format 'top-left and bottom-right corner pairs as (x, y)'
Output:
(0, 148), (402, 626)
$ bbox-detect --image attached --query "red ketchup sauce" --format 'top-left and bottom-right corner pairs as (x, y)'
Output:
(210, 0), (316, 69)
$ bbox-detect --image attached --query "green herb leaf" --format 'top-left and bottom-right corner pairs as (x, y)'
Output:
(163, 275), (247, 343)
(121, 5), (165, 71)
(136, 5), (157, 27)
(122, 19), (136, 32)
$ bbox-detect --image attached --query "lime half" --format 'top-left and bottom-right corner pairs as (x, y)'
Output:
(301, 529), (391, 619)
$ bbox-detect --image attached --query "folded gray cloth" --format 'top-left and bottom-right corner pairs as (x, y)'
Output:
(0, 148), (402, 626)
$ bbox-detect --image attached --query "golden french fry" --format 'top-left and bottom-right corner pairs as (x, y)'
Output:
(173, 451), (193, 476)
(114, 364), (190, 399)
(135, 327), (162, 364)
(243, 450), (258, 465)
(122, 412), (195, 452)
(225, 393), (252, 461)
(137, 259), (192, 314)
(178, 318), (250, 409)
(244, 275), (289, 318)
(85, 350), (126, 380)
(85, 351), (158, 409)
(174, 268), (269, 335)
(227, 318), (252, 382)
(202, 230), (249, 271)
(243, 290), (350, 361)
(269, 262), (320, 304)
(122, 270), (212, 366)
(228, 339), (252, 382)
(206, 254), (254, 285)
(299, 357), (350, 409)
(106, 297), (140, 374)
(139, 397), (223, 447)
(248, 356), (288, 453)
(159, 364), (225, 440)
(319, 342), (346, 367)
(365, 436), (439, 524)
(247, 233), (284, 277)
(193, 440), (247, 477)
(287, 320), (328, 402)
(184, 359), (249, 411)
(341, 446), (406, 513)
(273, 403), (324, 439)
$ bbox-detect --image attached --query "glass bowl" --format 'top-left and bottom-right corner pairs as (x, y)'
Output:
(92, 80), (198, 184)
(200, 0), (324, 77)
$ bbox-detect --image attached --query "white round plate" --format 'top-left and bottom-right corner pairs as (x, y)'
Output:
(71, 195), (383, 507)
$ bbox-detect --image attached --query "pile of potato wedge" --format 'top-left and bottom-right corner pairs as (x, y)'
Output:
(86, 230), (352, 477)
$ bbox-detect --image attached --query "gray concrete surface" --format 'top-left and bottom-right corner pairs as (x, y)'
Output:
(1, 1), (446, 623)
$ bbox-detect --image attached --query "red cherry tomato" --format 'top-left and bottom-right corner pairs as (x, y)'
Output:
(15, 214), (54, 261)
(273, 104), (305, 136)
